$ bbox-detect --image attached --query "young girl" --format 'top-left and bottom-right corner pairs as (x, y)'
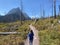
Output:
(28, 30), (34, 45)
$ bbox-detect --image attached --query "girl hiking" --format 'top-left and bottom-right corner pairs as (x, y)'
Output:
(28, 30), (34, 45)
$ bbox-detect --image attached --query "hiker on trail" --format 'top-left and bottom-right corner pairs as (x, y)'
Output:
(28, 30), (34, 45)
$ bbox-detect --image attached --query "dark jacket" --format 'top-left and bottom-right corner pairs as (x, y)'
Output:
(28, 32), (34, 40)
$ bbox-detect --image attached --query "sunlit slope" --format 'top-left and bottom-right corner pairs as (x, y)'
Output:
(0, 20), (32, 45)
(34, 18), (60, 45)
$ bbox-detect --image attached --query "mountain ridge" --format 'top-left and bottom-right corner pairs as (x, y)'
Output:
(0, 7), (31, 22)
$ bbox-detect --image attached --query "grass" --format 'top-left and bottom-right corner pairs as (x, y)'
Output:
(0, 20), (32, 45)
(33, 18), (60, 45)
(39, 30), (60, 45)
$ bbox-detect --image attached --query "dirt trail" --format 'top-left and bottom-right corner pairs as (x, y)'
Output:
(25, 25), (39, 45)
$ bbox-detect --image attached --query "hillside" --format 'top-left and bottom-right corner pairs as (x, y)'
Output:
(0, 20), (32, 45)
(33, 18), (60, 45)
(0, 7), (31, 22)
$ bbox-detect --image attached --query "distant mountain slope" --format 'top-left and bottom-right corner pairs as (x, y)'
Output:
(0, 7), (31, 22)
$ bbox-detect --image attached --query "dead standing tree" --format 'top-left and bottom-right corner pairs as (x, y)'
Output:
(58, 5), (60, 16)
(20, 0), (23, 24)
(42, 9), (45, 19)
(54, 0), (56, 18)
(52, 0), (53, 18)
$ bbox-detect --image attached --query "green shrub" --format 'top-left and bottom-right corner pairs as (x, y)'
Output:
(33, 18), (60, 45)
(0, 20), (31, 45)
(39, 30), (60, 45)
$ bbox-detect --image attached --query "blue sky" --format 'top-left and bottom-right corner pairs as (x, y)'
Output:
(0, 0), (60, 18)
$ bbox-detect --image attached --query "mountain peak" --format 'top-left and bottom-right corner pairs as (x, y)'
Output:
(7, 7), (21, 15)
(0, 7), (31, 22)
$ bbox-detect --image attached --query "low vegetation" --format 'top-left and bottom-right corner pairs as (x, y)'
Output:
(0, 20), (32, 45)
(34, 18), (60, 45)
